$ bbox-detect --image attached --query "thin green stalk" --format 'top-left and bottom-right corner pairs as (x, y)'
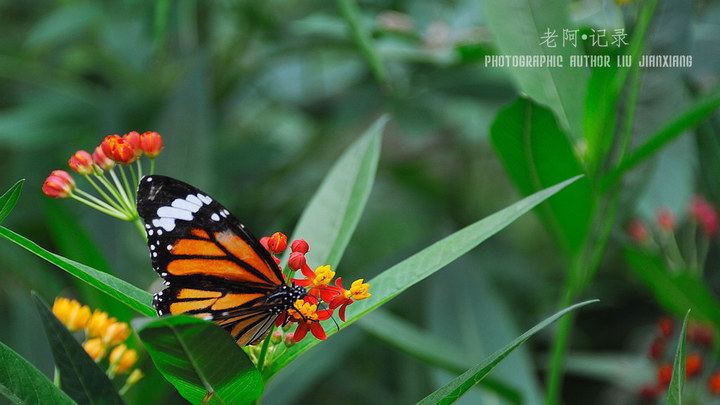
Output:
(134, 218), (147, 241)
(136, 159), (144, 183)
(73, 188), (124, 215)
(109, 168), (134, 212)
(336, 0), (388, 87)
(545, 288), (577, 405)
(255, 328), (274, 375)
(53, 366), (60, 386)
(84, 174), (125, 212)
(117, 165), (136, 211)
(95, 171), (132, 211)
(149, 159), (156, 175)
(70, 194), (129, 220)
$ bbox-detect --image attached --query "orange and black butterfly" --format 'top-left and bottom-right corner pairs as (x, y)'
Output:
(137, 175), (306, 346)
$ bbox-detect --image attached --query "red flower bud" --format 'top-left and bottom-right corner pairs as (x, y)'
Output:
(288, 252), (306, 271)
(627, 219), (650, 244)
(123, 131), (143, 158)
(283, 332), (295, 347)
(709, 372), (720, 395)
(686, 353), (703, 378)
(639, 384), (660, 401)
(43, 170), (75, 198)
(93, 146), (114, 170)
(657, 363), (673, 387)
(658, 317), (673, 338)
(648, 337), (665, 360)
(140, 131), (162, 158)
(101, 135), (136, 164)
(690, 196), (718, 238)
(656, 208), (675, 232)
(267, 232), (287, 254)
(68, 150), (94, 175)
(291, 239), (309, 254)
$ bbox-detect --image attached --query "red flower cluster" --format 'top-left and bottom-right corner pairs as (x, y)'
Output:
(639, 316), (718, 402)
(690, 196), (718, 238)
(258, 233), (371, 343)
(41, 131), (163, 226)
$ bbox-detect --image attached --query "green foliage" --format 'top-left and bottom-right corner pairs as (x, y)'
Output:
(0, 180), (24, 224)
(666, 311), (690, 405)
(134, 316), (263, 405)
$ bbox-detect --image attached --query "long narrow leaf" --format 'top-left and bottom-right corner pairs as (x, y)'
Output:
(0, 226), (154, 317)
(416, 300), (597, 405)
(33, 294), (124, 405)
(289, 116), (386, 269)
(0, 340), (75, 405)
(666, 310), (690, 405)
(265, 175), (581, 375)
(0, 179), (24, 223)
(134, 315), (263, 405)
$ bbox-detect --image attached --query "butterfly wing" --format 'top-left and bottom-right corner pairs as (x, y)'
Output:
(137, 175), (286, 345)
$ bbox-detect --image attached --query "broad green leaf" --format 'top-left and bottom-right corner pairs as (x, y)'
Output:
(265, 176), (581, 376)
(416, 300), (597, 405)
(359, 310), (522, 405)
(134, 315), (263, 405)
(0, 179), (24, 224)
(0, 340), (75, 405)
(602, 91), (720, 189)
(0, 226), (154, 317)
(288, 116), (385, 269)
(666, 310), (690, 405)
(625, 248), (720, 337)
(482, 0), (586, 138)
(32, 294), (124, 405)
(490, 98), (592, 255)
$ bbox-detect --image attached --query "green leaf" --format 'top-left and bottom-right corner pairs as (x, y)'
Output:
(416, 300), (597, 405)
(602, 91), (720, 189)
(0, 179), (24, 224)
(134, 315), (263, 405)
(666, 310), (690, 405)
(32, 294), (124, 405)
(265, 175), (581, 376)
(359, 310), (522, 405)
(481, 0), (586, 138)
(289, 115), (386, 269)
(0, 340), (76, 405)
(0, 226), (154, 317)
(490, 98), (593, 255)
(624, 248), (720, 336)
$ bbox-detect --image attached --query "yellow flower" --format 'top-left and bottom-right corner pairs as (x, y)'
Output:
(52, 297), (91, 331)
(86, 309), (116, 339)
(103, 322), (130, 346)
(312, 265), (335, 287)
(83, 338), (106, 361)
(109, 344), (138, 374)
(347, 279), (371, 300)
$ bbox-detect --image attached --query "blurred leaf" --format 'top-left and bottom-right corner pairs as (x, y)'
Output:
(0, 179), (24, 224)
(359, 310), (522, 404)
(0, 340), (75, 405)
(265, 176), (581, 376)
(0, 226), (154, 317)
(666, 310), (690, 405)
(25, 3), (102, 49)
(336, 0), (387, 85)
(482, 0), (586, 138)
(602, 91), (720, 189)
(32, 294), (124, 405)
(415, 300), (597, 404)
(288, 116), (386, 269)
(134, 315), (263, 405)
(625, 248), (720, 335)
(564, 352), (654, 391)
(490, 98), (592, 255)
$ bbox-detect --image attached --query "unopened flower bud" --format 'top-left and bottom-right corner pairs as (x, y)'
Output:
(271, 330), (283, 344)
(267, 232), (287, 254)
(283, 332), (295, 347)
(43, 170), (75, 198)
(140, 131), (163, 158)
(288, 252), (306, 271)
(68, 150), (94, 175)
(93, 146), (114, 170)
(291, 239), (309, 254)
(656, 208), (675, 232)
(123, 131), (143, 158)
(83, 338), (105, 361)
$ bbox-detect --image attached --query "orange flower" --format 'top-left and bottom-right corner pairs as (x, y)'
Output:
(68, 150), (94, 175)
(709, 371), (720, 395)
(83, 338), (106, 361)
(109, 344), (138, 374)
(266, 232), (287, 254)
(686, 353), (703, 378)
(86, 309), (116, 339)
(139, 131), (162, 158)
(52, 297), (91, 331)
(285, 299), (332, 342)
(92, 145), (114, 170)
(101, 135), (136, 164)
(103, 322), (131, 346)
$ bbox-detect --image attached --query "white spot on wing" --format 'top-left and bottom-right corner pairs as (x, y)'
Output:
(153, 218), (176, 232)
(197, 194), (212, 205)
(211, 213), (220, 221)
(157, 206), (194, 221)
(172, 198), (202, 212)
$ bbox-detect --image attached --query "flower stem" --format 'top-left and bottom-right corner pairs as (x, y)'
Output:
(85, 174), (125, 212)
(255, 328), (274, 374)
(109, 168), (134, 213)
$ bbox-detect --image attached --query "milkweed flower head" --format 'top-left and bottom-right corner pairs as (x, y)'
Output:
(42, 131), (163, 235)
(52, 297), (143, 391)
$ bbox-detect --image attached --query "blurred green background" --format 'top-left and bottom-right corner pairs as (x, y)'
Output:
(1, 0), (719, 404)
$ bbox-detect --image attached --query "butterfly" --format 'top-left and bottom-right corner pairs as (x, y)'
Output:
(136, 175), (307, 346)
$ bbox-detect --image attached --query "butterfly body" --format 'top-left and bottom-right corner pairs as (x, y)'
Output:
(137, 175), (306, 346)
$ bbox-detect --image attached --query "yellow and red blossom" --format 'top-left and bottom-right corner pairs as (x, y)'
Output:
(328, 278), (371, 322)
(294, 265), (337, 302)
(123, 131), (143, 158)
(69, 150), (94, 175)
(43, 170), (75, 198)
(101, 135), (136, 165)
(92, 145), (114, 170)
(285, 299), (332, 342)
(103, 322), (131, 346)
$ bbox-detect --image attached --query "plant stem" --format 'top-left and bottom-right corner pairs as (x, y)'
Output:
(336, 0), (388, 87)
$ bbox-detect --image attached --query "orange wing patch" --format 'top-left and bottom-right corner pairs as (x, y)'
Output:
(167, 259), (275, 285)
(176, 288), (222, 300)
(190, 228), (211, 239)
(215, 230), (282, 285)
(170, 299), (216, 314)
(171, 239), (225, 256)
(211, 293), (264, 311)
